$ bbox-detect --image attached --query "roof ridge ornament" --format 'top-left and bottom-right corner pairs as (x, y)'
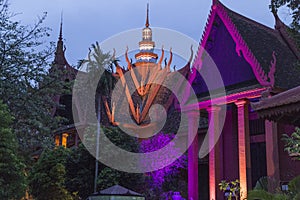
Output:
(271, 4), (300, 59)
(271, 4), (283, 30)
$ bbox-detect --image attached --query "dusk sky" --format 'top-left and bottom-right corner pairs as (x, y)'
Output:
(9, 0), (292, 66)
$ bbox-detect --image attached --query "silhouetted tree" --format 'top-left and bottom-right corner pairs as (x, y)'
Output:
(0, 0), (68, 152)
(29, 147), (73, 200)
(0, 100), (27, 199)
(270, 0), (300, 31)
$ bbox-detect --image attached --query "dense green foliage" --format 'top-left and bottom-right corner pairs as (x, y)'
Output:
(0, 100), (27, 199)
(65, 144), (95, 199)
(87, 127), (144, 193)
(29, 127), (144, 199)
(282, 127), (300, 160)
(29, 147), (73, 200)
(248, 175), (300, 200)
(0, 0), (68, 152)
(248, 189), (289, 200)
(96, 127), (144, 193)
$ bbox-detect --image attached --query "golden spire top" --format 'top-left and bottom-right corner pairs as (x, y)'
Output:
(145, 3), (149, 27)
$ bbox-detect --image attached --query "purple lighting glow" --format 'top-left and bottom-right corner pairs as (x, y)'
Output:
(140, 133), (187, 188)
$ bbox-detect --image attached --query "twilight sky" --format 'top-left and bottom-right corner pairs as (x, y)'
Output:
(9, 0), (292, 66)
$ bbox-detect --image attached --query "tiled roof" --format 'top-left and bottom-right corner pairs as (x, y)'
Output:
(251, 86), (300, 125)
(252, 86), (300, 111)
(223, 4), (300, 89)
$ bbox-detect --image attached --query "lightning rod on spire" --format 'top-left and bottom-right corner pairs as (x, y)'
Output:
(145, 3), (149, 27)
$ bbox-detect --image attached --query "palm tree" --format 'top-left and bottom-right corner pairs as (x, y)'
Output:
(80, 42), (115, 97)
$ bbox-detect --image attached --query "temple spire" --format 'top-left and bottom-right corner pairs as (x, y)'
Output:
(145, 3), (149, 27)
(54, 14), (67, 66)
(59, 12), (63, 41)
(134, 3), (158, 64)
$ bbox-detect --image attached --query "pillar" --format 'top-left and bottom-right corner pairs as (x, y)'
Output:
(187, 110), (199, 200)
(235, 100), (251, 199)
(206, 106), (222, 200)
(265, 120), (280, 192)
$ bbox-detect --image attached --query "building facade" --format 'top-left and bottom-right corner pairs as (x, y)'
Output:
(51, 1), (300, 199)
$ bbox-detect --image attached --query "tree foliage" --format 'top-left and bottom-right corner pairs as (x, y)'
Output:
(248, 175), (300, 200)
(80, 41), (114, 94)
(73, 42), (114, 125)
(64, 127), (143, 199)
(95, 127), (143, 192)
(0, 0), (67, 151)
(270, 0), (300, 31)
(282, 127), (300, 160)
(0, 100), (27, 199)
(29, 147), (73, 200)
(65, 144), (95, 199)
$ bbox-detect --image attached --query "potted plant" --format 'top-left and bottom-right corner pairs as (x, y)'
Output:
(219, 179), (240, 200)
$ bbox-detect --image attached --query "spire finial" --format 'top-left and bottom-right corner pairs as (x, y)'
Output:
(145, 3), (149, 27)
(59, 11), (63, 40)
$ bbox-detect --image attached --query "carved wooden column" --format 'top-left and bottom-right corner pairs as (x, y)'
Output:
(235, 100), (251, 199)
(187, 110), (199, 200)
(265, 120), (280, 192)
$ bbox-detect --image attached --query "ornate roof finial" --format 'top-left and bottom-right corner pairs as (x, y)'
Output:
(270, 3), (281, 28)
(270, 1), (278, 17)
(145, 3), (149, 27)
(59, 11), (63, 40)
(270, 2), (286, 30)
(271, 5), (300, 59)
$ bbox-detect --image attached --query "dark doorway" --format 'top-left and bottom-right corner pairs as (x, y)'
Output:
(199, 161), (209, 200)
(250, 142), (267, 187)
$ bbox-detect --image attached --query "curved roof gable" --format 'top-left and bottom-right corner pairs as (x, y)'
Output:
(194, 0), (300, 90)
